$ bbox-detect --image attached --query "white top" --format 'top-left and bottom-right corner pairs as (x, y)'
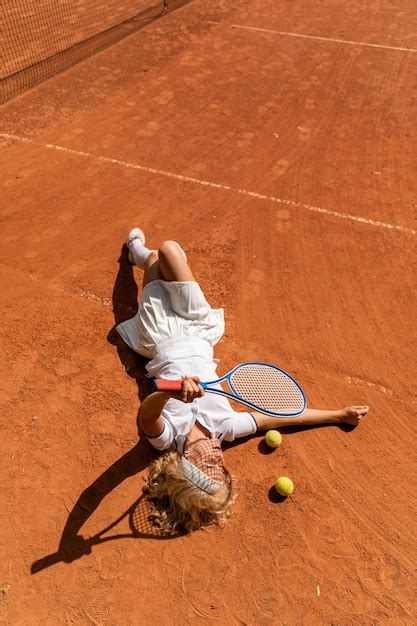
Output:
(145, 336), (257, 452)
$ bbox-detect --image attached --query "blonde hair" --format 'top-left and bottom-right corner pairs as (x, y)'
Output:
(143, 451), (236, 535)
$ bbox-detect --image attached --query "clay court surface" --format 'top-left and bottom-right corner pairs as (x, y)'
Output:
(1, 0), (416, 623)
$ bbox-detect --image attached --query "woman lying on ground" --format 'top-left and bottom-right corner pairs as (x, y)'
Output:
(116, 229), (369, 535)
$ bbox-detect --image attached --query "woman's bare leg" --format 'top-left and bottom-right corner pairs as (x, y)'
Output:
(141, 240), (194, 287)
(157, 240), (195, 282)
(142, 250), (162, 287)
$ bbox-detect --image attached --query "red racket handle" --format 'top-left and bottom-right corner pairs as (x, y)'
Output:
(152, 379), (183, 392)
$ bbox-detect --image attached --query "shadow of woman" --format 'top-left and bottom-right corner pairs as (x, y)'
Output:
(31, 246), (168, 574)
(107, 244), (153, 405)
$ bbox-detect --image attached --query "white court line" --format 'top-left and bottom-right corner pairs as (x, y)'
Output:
(1, 132), (415, 236)
(231, 24), (417, 54)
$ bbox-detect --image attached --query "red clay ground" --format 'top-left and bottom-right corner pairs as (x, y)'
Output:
(1, 1), (416, 624)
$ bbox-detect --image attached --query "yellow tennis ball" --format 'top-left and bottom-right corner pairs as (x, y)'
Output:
(265, 430), (282, 448)
(275, 476), (294, 497)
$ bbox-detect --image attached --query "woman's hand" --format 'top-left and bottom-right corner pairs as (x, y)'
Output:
(177, 375), (205, 403)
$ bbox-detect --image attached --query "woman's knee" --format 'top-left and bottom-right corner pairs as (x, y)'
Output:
(158, 240), (183, 260)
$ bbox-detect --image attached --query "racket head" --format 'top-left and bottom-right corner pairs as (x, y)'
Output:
(224, 362), (306, 416)
(129, 495), (185, 539)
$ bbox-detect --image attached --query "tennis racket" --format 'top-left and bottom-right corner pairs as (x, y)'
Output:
(152, 362), (306, 417)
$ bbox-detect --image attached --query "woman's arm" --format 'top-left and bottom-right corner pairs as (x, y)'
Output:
(138, 391), (173, 437)
(252, 406), (369, 431)
(138, 376), (205, 437)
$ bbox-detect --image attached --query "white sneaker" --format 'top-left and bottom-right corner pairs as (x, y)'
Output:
(126, 228), (146, 263)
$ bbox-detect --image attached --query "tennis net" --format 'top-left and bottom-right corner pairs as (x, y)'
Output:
(1, 1), (190, 103)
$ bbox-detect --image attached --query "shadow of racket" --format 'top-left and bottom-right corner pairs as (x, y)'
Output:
(86, 494), (185, 544)
(31, 495), (183, 573)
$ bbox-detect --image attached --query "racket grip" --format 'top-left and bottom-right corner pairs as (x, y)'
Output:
(152, 379), (183, 392)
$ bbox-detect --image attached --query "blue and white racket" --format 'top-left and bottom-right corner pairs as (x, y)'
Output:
(152, 362), (306, 417)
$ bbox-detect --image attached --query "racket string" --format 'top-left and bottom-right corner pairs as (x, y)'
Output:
(229, 365), (304, 414)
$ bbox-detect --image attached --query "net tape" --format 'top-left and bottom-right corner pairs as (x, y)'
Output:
(229, 364), (304, 414)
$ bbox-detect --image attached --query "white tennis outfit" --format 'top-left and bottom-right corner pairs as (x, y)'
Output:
(116, 280), (224, 359)
(116, 280), (257, 450)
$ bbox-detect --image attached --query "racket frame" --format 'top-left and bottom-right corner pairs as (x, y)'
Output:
(152, 361), (307, 417)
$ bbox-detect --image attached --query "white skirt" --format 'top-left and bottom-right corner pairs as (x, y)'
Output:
(116, 280), (225, 358)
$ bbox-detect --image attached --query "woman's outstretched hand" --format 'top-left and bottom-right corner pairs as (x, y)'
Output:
(177, 375), (205, 403)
